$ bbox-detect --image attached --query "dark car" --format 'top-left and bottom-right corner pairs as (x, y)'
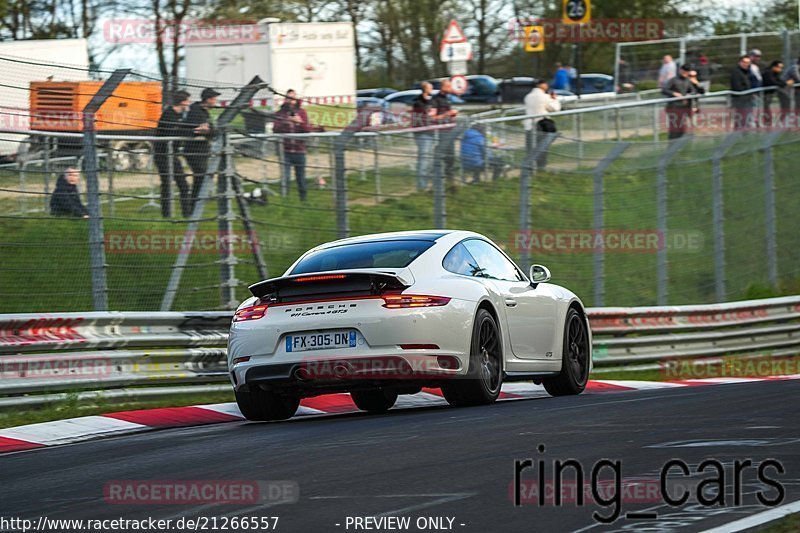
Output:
(499, 74), (614, 103)
(414, 75), (500, 103)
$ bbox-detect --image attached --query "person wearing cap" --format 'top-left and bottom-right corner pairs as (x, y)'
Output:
(662, 64), (704, 139)
(183, 87), (220, 212)
(155, 90), (193, 218)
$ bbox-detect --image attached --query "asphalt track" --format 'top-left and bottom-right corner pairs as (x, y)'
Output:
(1, 380), (798, 533)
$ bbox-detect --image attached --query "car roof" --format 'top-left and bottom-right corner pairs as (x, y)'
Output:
(309, 230), (491, 251)
(384, 89), (422, 99)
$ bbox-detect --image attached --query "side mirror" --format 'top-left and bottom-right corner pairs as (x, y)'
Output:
(529, 264), (551, 285)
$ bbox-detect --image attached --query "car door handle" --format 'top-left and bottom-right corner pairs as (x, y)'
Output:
(505, 299), (518, 308)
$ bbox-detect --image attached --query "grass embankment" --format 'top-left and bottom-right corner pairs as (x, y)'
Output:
(2, 132), (799, 311)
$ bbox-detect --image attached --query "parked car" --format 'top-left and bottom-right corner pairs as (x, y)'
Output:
(355, 97), (392, 127)
(498, 77), (578, 105)
(383, 89), (465, 106)
(415, 75), (500, 104)
(357, 87), (398, 99)
(499, 74), (615, 104)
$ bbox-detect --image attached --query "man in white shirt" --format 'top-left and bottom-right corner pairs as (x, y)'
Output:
(523, 79), (561, 168)
(523, 79), (561, 132)
(658, 55), (677, 88)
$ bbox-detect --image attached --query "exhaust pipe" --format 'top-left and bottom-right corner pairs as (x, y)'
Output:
(333, 362), (353, 378)
(294, 367), (312, 381)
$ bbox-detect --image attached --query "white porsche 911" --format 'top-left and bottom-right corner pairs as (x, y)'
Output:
(228, 230), (591, 421)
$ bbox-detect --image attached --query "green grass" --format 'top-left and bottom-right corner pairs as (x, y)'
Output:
(1, 132), (799, 312)
(760, 513), (800, 533)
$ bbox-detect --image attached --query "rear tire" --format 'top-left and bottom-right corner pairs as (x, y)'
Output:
(235, 388), (300, 421)
(351, 388), (398, 413)
(543, 308), (590, 396)
(442, 308), (503, 407)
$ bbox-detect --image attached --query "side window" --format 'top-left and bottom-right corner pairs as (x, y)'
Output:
(462, 240), (523, 282)
(442, 243), (484, 277)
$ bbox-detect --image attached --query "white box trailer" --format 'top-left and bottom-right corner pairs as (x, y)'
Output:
(184, 21), (356, 108)
(0, 38), (89, 157)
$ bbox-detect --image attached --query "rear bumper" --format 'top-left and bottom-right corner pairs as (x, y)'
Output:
(227, 296), (476, 393)
(231, 352), (465, 395)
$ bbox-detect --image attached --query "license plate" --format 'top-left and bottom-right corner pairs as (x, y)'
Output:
(286, 330), (357, 353)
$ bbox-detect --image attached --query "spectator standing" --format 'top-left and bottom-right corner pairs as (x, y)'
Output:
(50, 167), (88, 218)
(782, 56), (800, 111)
(460, 125), (505, 183)
(658, 55), (677, 88)
(183, 88), (220, 211)
(618, 58), (634, 92)
(523, 79), (561, 168)
(566, 64), (578, 92)
(662, 64), (704, 139)
(730, 55), (753, 130)
(551, 63), (570, 91)
(430, 80), (459, 188)
(273, 89), (322, 202)
(411, 82), (435, 191)
(748, 49), (763, 87)
(154, 90), (192, 218)
(696, 53), (712, 93)
(762, 60), (792, 126)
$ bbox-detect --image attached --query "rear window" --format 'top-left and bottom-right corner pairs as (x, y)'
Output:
(290, 240), (435, 275)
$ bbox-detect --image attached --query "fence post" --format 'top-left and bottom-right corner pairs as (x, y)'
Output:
(653, 104), (660, 142)
(783, 29), (792, 68)
(711, 132), (741, 303)
(278, 141), (288, 197)
(334, 129), (355, 239)
(433, 128), (446, 228)
(592, 142), (630, 307)
(518, 133), (558, 272)
(761, 131), (781, 288)
(432, 119), (468, 228)
(615, 107), (622, 141)
(43, 136), (50, 212)
(372, 135), (381, 203)
(161, 76), (263, 311)
(83, 69), (129, 311)
(218, 135), (237, 309)
(656, 135), (691, 305)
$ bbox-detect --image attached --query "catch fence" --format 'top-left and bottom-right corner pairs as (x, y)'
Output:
(0, 56), (799, 312)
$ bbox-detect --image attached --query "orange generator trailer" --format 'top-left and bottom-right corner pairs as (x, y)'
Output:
(28, 80), (163, 169)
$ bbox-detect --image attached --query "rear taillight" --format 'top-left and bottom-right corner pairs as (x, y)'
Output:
(233, 303), (268, 322)
(294, 274), (348, 283)
(382, 295), (451, 309)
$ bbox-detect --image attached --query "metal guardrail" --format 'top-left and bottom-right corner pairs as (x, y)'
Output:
(0, 296), (798, 408)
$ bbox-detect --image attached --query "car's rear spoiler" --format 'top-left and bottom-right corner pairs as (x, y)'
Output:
(248, 269), (414, 302)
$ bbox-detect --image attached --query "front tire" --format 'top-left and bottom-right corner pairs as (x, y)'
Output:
(351, 388), (398, 413)
(543, 308), (590, 396)
(235, 388), (300, 421)
(442, 308), (503, 407)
